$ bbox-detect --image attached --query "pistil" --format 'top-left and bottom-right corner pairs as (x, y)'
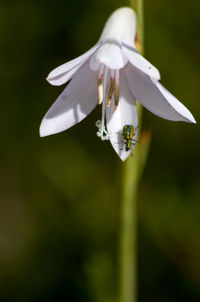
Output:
(96, 67), (110, 141)
(96, 68), (120, 140)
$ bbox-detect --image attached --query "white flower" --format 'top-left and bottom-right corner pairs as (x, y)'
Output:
(40, 7), (196, 161)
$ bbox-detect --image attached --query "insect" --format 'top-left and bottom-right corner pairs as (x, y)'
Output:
(122, 124), (137, 152)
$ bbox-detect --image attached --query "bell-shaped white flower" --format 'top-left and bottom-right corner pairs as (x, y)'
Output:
(40, 7), (196, 161)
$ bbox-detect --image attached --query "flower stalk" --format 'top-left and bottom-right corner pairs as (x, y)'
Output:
(119, 1), (144, 302)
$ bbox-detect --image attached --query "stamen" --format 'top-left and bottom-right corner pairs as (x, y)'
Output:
(98, 73), (103, 104)
(113, 70), (120, 112)
(98, 65), (104, 105)
(106, 76), (115, 107)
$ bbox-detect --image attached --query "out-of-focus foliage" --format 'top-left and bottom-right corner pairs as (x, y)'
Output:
(0, 0), (200, 301)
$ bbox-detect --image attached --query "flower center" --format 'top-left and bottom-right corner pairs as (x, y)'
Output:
(96, 65), (120, 140)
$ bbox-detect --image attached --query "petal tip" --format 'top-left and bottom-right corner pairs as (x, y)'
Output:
(157, 71), (161, 81)
(188, 115), (196, 124)
(39, 123), (47, 137)
(179, 106), (196, 124)
(46, 73), (53, 84)
(39, 120), (53, 137)
(119, 151), (132, 161)
(46, 75), (64, 86)
(148, 67), (161, 81)
(46, 70), (53, 81)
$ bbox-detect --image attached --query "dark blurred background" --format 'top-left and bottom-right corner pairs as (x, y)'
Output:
(0, 0), (200, 301)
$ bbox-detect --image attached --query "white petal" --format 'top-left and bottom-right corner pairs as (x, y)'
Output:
(40, 61), (98, 137)
(99, 7), (137, 46)
(106, 71), (138, 161)
(125, 64), (196, 123)
(47, 43), (101, 86)
(154, 82), (196, 123)
(90, 42), (128, 71)
(122, 42), (161, 80)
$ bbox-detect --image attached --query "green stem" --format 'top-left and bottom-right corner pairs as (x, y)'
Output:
(135, 0), (144, 50)
(119, 142), (141, 302)
(119, 1), (144, 302)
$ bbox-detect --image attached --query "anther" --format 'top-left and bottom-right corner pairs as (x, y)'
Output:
(98, 73), (103, 104)
(113, 91), (119, 112)
(106, 76), (115, 107)
(113, 71), (120, 112)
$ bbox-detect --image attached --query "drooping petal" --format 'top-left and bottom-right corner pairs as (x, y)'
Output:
(106, 71), (138, 161)
(122, 42), (161, 80)
(40, 61), (98, 137)
(47, 43), (101, 86)
(125, 64), (196, 123)
(90, 42), (128, 71)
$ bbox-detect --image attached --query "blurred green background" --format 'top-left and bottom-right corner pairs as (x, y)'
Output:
(0, 0), (200, 301)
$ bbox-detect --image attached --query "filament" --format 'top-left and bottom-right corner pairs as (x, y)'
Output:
(113, 70), (120, 112)
(98, 65), (104, 104)
(106, 76), (115, 107)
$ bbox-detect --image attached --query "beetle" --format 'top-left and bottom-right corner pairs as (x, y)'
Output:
(122, 124), (137, 152)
